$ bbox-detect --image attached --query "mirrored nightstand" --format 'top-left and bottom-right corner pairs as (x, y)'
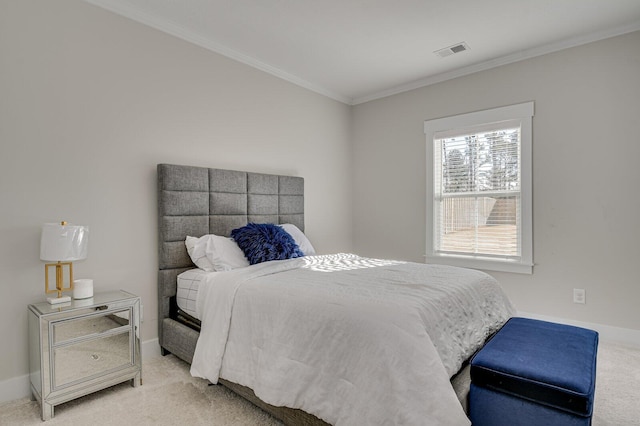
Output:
(28, 290), (141, 421)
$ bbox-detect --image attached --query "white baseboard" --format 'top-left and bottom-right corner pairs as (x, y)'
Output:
(142, 337), (162, 359)
(0, 338), (162, 404)
(518, 311), (640, 348)
(0, 373), (30, 406)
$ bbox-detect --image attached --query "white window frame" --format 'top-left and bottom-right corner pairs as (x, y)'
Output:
(424, 102), (533, 274)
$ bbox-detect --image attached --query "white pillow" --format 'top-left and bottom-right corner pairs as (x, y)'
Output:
(185, 234), (249, 271)
(279, 224), (316, 256)
(185, 236), (216, 271)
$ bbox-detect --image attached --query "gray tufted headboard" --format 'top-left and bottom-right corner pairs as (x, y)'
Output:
(157, 163), (304, 359)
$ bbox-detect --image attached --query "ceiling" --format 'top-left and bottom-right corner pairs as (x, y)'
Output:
(86, 0), (640, 105)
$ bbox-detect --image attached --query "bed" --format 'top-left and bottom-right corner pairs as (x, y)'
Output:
(157, 163), (515, 425)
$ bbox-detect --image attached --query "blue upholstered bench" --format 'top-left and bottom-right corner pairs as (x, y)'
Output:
(469, 317), (598, 426)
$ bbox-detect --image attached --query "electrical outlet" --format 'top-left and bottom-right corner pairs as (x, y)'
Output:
(573, 288), (586, 304)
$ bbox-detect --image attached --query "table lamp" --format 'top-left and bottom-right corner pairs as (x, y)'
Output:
(40, 221), (89, 304)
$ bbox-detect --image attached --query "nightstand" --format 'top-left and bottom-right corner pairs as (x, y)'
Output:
(28, 290), (142, 421)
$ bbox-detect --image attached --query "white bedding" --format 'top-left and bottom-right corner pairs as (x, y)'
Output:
(190, 253), (515, 426)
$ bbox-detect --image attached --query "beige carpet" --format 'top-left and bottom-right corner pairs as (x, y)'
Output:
(1, 340), (638, 425)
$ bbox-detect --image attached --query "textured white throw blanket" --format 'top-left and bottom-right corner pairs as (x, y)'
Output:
(191, 254), (514, 425)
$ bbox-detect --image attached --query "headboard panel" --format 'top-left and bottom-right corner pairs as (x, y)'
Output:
(157, 163), (304, 350)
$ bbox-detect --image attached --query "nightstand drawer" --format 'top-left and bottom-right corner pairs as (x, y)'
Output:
(53, 329), (132, 388)
(52, 310), (130, 344)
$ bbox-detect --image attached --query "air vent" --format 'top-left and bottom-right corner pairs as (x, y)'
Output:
(434, 42), (470, 58)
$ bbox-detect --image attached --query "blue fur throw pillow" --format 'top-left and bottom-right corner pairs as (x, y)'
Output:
(231, 223), (304, 265)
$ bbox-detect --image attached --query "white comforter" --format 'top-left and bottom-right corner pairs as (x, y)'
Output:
(190, 254), (514, 426)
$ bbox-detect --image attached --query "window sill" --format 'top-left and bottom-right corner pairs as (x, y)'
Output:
(425, 254), (533, 274)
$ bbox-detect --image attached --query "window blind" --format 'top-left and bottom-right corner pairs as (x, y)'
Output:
(433, 121), (522, 259)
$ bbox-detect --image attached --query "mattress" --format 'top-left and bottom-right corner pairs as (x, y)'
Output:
(176, 268), (208, 319)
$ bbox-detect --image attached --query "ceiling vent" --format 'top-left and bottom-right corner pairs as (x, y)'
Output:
(434, 42), (470, 58)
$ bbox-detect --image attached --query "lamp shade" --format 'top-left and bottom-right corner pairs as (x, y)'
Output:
(40, 223), (89, 262)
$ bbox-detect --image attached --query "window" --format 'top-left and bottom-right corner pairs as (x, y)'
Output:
(424, 102), (533, 274)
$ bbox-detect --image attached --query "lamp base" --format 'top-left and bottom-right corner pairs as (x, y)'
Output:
(47, 295), (72, 304)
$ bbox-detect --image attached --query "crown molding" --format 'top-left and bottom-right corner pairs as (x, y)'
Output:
(84, 0), (352, 105)
(85, 1), (640, 106)
(352, 20), (640, 105)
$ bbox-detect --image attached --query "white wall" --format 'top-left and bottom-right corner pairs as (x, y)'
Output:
(2, 0), (638, 402)
(0, 0), (352, 387)
(352, 31), (640, 334)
